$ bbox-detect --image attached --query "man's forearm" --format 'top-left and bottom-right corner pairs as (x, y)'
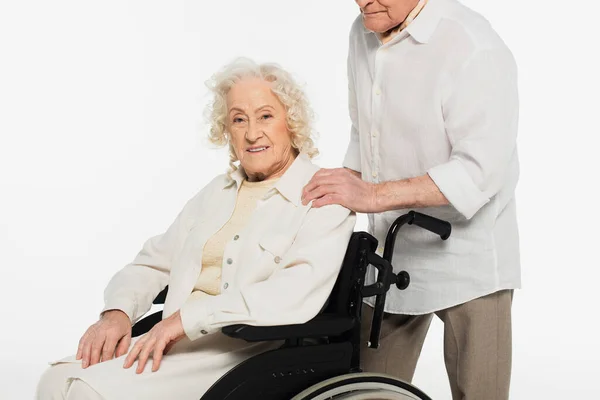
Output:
(374, 174), (449, 212)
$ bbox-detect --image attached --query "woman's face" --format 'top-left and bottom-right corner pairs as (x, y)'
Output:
(226, 77), (297, 181)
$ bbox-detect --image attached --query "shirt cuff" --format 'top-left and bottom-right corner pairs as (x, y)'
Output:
(179, 296), (217, 341)
(100, 298), (137, 323)
(427, 159), (490, 220)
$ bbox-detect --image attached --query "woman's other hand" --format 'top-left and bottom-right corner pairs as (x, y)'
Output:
(123, 310), (186, 373)
(76, 309), (132, 368)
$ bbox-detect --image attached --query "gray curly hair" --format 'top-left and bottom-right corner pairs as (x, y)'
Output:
(204, 57), (319, 172)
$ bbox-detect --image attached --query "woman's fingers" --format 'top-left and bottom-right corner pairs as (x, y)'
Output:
(78, 336), (89, 367)
(89, 336), (105, 367)
(123, 322), (176, 373)
(77, 319), (132, 368)
(151, 340), (167, 372)
(115, 333), (131, 358)
(135, 338), (156, 374)
(101, 335), (119, 362)
(80, 337), (94, 368)
(78, 324), (104, 368)
(76, 330), (89, 360)
(123, 338), (144, 369)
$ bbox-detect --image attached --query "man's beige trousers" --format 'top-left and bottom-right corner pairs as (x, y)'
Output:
(360, 290), (513, 400)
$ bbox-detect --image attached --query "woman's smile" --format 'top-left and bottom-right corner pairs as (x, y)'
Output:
(246, 145), (270, 154)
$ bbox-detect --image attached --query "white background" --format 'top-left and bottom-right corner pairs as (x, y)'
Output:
(1, 0), (599, 398)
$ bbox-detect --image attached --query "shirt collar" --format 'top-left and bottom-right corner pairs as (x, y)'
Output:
(405, 0), (444, 44)
(224, 153), (313, 206)
(362, 0), (445, 44)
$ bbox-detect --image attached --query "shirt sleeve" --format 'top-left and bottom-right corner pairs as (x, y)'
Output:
(179, 205), (356, 341)
(101, 184), (209, 323)
(427, 48), (519, 220)
(342, 42), (362, 173)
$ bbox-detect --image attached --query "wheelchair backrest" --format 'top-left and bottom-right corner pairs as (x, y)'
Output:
(322, 231), (378, 317)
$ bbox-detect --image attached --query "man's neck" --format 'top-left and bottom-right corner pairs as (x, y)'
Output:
(379, 0), (428, 45)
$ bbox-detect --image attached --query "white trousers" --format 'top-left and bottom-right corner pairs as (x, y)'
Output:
(37, 363), (104, 400)
(36, 333), (280, 400)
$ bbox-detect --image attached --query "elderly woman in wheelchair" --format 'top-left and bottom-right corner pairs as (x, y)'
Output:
(37, 57), (451, 400)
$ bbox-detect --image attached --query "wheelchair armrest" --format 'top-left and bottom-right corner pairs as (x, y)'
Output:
(153, 286), (168, 304)
(131, 310), (162, 338)
(221, 314), (355, 342)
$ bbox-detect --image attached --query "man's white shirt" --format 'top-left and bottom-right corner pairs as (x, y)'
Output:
(344, 0), (521, 314)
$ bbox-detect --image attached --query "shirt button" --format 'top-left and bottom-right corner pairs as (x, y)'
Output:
(274, 256), (281, 264)
(375, 87), (381, 95)
(371, 131), (378, 137)
(223, 282), (229, 289)
(233, 235), (239, 241)
(372, 171), (378, 178)
(201, 330), (208, 335)
(226, 258), (233, 265)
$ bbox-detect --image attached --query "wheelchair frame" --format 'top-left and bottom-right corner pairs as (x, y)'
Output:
(131, 211), (451, 400)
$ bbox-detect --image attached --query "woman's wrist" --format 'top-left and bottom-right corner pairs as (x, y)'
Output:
(101, 309), (131, 323)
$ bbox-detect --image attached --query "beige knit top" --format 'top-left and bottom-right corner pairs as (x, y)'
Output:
(189, 178), (277, 299)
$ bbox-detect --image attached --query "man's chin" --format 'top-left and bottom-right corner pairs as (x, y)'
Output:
(362, 20), (394, 34)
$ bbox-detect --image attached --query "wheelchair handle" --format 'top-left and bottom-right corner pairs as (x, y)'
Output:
(365, 211), (451, 349)
(408, 211), (451, 240)
(383, 211), (451, 264)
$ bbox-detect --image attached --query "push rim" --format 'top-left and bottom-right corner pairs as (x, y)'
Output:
(291, 372), (432, 400)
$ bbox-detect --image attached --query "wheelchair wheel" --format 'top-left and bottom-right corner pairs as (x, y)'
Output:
(291, 373), (432, 400)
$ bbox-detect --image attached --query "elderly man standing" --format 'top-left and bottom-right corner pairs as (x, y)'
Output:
(302, 0), (520, 398)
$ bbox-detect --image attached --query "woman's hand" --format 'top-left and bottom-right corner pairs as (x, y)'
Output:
(76, 309), (132, 368)
(123, 310), (186, 373)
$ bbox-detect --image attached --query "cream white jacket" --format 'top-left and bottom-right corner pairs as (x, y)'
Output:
(101, 154), (356, 341)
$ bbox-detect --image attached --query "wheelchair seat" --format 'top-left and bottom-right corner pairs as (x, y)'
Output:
(132, 211), (451, 400)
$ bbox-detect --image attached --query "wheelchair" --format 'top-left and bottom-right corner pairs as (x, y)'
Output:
(131, 211), (452, 400)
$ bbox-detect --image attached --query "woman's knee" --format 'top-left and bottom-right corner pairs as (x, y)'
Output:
(65, 379), (104, 400)
(36, 364), (76, 400)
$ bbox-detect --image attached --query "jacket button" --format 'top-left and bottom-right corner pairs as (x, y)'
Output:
(233, 235), (239, 240)
(201, 330), (208, 335)
(226, 258), (233, 265)
(274, 256), (281, 264)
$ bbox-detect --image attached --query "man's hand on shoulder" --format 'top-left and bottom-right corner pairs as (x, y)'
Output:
(301, 168), (378, 213)
(302, 168), (449, 213)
